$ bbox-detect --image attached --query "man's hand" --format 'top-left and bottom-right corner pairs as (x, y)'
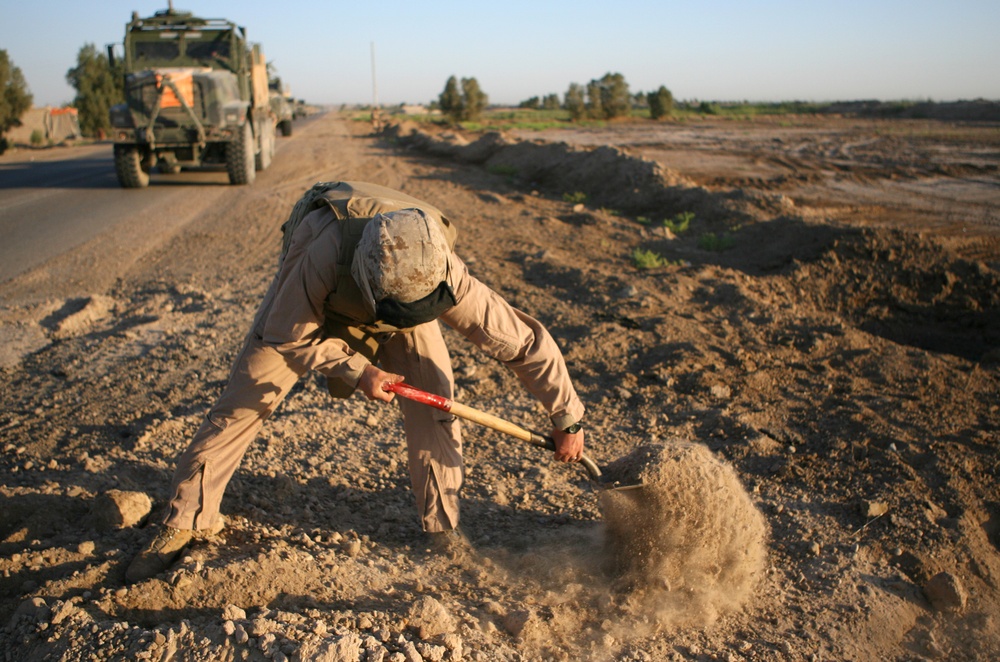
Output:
(358, 365), (404, 403)
(550, 427), (585, 463)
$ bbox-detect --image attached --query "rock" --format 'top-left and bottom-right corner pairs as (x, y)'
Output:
(441, 633), (462, 657)
(502, 609), (539, 639)
(924, 572), (967, 611)
(401, 640), (423, 662)
(710, 383), (732, 399)
(416, 642), (447, 661)
(303, 632), (363, 662)
(614, 386), (633, 400)
(9, 597), (49, 627)
(50, 600), (78, 625)
(408, 596), (455, 640)
(77, 540), (96, 556)
(89, 490), (152, 531)
(343, 539), (362, 558)
(860, 500), (889, 518)
(222, 604), (247, 622)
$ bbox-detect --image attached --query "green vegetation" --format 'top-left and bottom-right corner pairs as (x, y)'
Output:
(0, 49), (33, 152)
(565, 72), (631, 121)
(563, 191), (588, 204)
(438, 75), (488, 123)
(565, 83), (586, 121)
(648, 85), (674, 120)
(488, 164), (518, 178)
(518, 93), (560, 111)
(631, 248), (680, 269)
(30, 129), (44, 146)
(663, 211), (694, 234)
(698, 232), (737, 251)
(66, 43), (123, 136)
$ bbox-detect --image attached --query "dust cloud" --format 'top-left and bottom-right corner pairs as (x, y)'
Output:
(600, 441), (769, 626)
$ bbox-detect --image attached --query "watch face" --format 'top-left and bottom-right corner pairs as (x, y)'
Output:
(564, 423), (582, 434)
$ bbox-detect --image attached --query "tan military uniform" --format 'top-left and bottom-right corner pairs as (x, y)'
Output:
(164, 183), (584, 533)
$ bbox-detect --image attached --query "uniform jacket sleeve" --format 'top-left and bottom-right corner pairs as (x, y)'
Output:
(440, 256), (585, 429)
(252, 208), (370, 387)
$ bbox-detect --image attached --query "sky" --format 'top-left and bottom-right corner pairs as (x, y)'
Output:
(2, 0), (998, 108)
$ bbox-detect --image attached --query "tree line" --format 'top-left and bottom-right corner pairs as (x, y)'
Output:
(4, 44), (676, 151)
(1, 44), (123, 152)
(437, 71), (674, 123)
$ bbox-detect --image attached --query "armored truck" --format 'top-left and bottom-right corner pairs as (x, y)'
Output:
(108, 5), (276, 187)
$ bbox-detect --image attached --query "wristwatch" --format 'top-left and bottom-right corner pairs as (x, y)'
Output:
(563, 422), (583, 435)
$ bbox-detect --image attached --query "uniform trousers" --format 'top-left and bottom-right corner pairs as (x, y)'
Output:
(163, 321), (462, 533)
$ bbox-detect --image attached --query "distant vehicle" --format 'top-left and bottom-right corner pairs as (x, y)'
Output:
(108, 4), (276, 187)
(268, 77), (294, 137)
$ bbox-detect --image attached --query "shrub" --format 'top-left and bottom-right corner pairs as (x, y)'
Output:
(587, 72), (631, 120)
(631, 248), (674, 269)
(66, 43), (123, 136)
(663, 211), (694, 234)
(697, 101), (721, 115)
(564, 83), (586, 121)
(488, 164), (518, 183)
(461, 77), (487, 121)
(1, 49), (33, 138)
(563, 191), (588, 204)
(698, 232), (737, 251)
(438, 75), (488, 123)
(648, 85), (674, 120)
(438, 76), (461, 120)
(30, 129), (44, 146)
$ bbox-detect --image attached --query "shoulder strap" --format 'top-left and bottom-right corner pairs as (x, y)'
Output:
(279, 181), (345, 259)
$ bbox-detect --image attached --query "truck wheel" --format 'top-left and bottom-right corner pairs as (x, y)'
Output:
(255, 121), (274, 171)
(279, 120), (292, 137)
(114, 145), (150, 188)
(226, 123), (256, 185)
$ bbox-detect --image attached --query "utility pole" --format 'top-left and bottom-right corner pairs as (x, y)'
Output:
(370, 41), (382, 130)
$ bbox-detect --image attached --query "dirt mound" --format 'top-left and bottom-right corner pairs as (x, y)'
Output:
(600, 441), (768, 626)
(381, 120), (796, 224)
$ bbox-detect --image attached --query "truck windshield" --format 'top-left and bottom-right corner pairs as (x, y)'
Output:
(134, 41), (180, 62)
(131, 31), (233, 69)
(186, 36), (231, 61)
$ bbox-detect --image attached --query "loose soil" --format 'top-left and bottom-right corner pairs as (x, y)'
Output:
(1, 112), (998, 661)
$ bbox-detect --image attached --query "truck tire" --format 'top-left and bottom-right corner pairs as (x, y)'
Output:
(114, 145), (150, 188)
(226, 123), (256, 185)
(279, 119), (292, 137)
(255, 121), (274, 171)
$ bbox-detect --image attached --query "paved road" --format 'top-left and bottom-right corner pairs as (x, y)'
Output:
(0, 143), (237, 285)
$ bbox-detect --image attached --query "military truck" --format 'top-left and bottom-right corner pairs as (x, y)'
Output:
(268, 77), (294, 137)
(108, 4), (276, 188)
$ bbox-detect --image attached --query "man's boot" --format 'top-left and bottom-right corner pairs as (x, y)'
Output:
(125, 517), (225, 583)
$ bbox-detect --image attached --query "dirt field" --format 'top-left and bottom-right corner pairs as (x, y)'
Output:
(1, 111), (998, 661)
